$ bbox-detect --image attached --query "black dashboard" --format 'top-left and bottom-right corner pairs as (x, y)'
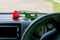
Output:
(0, 20), (21, 40)
(0, 13), (47, 40)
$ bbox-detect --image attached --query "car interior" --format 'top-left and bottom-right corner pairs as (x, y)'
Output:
(0, 0), (60, 40)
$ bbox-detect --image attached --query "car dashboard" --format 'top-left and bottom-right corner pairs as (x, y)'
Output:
(0, 13), (48, 40)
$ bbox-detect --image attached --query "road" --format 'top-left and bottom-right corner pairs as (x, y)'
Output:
(0, 0), (53, 13)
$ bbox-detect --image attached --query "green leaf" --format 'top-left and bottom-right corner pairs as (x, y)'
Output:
(23, 11), (31, 18)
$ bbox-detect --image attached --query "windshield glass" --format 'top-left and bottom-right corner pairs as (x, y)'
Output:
(0, 0), (60, 13)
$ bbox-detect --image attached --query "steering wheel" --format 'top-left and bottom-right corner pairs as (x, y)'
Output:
(21, 13), (60, 40)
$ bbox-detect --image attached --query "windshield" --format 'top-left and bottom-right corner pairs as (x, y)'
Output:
(0, 0), (60, 13)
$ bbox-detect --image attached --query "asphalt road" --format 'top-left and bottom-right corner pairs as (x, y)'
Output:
(0, 0), (53, 13)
